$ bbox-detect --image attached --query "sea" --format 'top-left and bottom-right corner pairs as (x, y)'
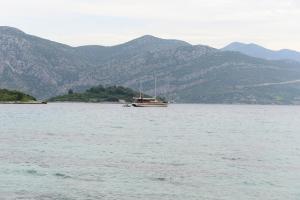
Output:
(0, 103), (300, 200)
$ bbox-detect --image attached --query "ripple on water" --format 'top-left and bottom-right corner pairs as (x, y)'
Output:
(110, 126), (123, 129)
(1, 104), (300, 200)
(221, 157), (242, 161)
(150, 177), (167, 182)
(54, 173), (71, 179)
(25, 169), (46, 176)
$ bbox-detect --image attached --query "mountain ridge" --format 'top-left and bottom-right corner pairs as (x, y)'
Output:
(1, 26), (300, 104)
(222, 42), (300, 62)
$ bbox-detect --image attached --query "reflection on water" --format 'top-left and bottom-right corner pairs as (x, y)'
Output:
(0, 103), (300, 199)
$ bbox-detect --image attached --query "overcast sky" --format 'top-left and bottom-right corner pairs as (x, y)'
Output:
(0, 0), (299, 50)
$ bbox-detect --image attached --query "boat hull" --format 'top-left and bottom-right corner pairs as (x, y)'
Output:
(132, 103), (168, 107)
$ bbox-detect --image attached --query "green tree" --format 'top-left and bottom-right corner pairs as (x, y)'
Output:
(16, 93), (24, 101)
(68, 89), (74, 95)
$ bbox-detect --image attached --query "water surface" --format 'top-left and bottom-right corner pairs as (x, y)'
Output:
(0, 103), (300, 199)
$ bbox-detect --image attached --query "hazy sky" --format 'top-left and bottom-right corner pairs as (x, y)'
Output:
(0, 0), (299, 50)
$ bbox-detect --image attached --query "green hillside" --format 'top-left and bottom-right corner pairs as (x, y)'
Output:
(49, 85), (143, 103)
(0, 89), (36, 102)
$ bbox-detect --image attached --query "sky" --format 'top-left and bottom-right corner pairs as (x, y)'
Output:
(0, 0), (299, 50)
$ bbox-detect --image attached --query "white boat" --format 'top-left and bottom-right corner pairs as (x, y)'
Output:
(132, 97), (168, 107)
(132, 77), (168, 107)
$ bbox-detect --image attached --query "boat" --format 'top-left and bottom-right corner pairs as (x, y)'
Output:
(132, 77), (168, 107)
(132, 97), (168, 107)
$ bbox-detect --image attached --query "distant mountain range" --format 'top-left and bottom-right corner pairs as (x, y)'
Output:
(1, 26), (300, 104)
(222, 42), (300, 62)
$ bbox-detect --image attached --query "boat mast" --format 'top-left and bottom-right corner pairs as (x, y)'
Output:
(154, 76), (157, 100)
(139, 80), (142, 99)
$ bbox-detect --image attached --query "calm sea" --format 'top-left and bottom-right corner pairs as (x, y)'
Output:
(0, 103), (300, 200)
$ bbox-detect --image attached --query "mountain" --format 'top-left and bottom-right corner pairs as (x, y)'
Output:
(74, 35), (191, 64)
(222, 42), (300, 62)
(1, 26), (300, 104)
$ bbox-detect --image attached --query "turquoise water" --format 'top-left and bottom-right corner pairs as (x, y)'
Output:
(0, 103), (300, 200)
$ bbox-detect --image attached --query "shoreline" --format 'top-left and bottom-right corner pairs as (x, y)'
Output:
(48, 101), (124, 104)
(1, 101), (300, 106)
(0, 101), (47, 104)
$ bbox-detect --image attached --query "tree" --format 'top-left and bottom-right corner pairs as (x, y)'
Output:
(68, 89), (74, 95)
(16, 93), (24, 101)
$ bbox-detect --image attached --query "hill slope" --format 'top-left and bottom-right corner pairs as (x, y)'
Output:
(1, 26), (300, 104)
(0, 88), (36, 102)
(222, 42), (300, 62)
(49, 85), (141, 103)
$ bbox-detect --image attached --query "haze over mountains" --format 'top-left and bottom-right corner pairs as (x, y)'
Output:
(223, 42), (300, 62)
(1, 26), (300, 104)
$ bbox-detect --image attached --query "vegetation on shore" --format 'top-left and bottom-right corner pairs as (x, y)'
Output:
(49, 85), (147, 103)
(0, 89), (37, 102)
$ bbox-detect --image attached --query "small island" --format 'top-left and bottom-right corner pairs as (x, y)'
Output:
(0, 88), (44, 104)
(49, 85), (143, 103)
